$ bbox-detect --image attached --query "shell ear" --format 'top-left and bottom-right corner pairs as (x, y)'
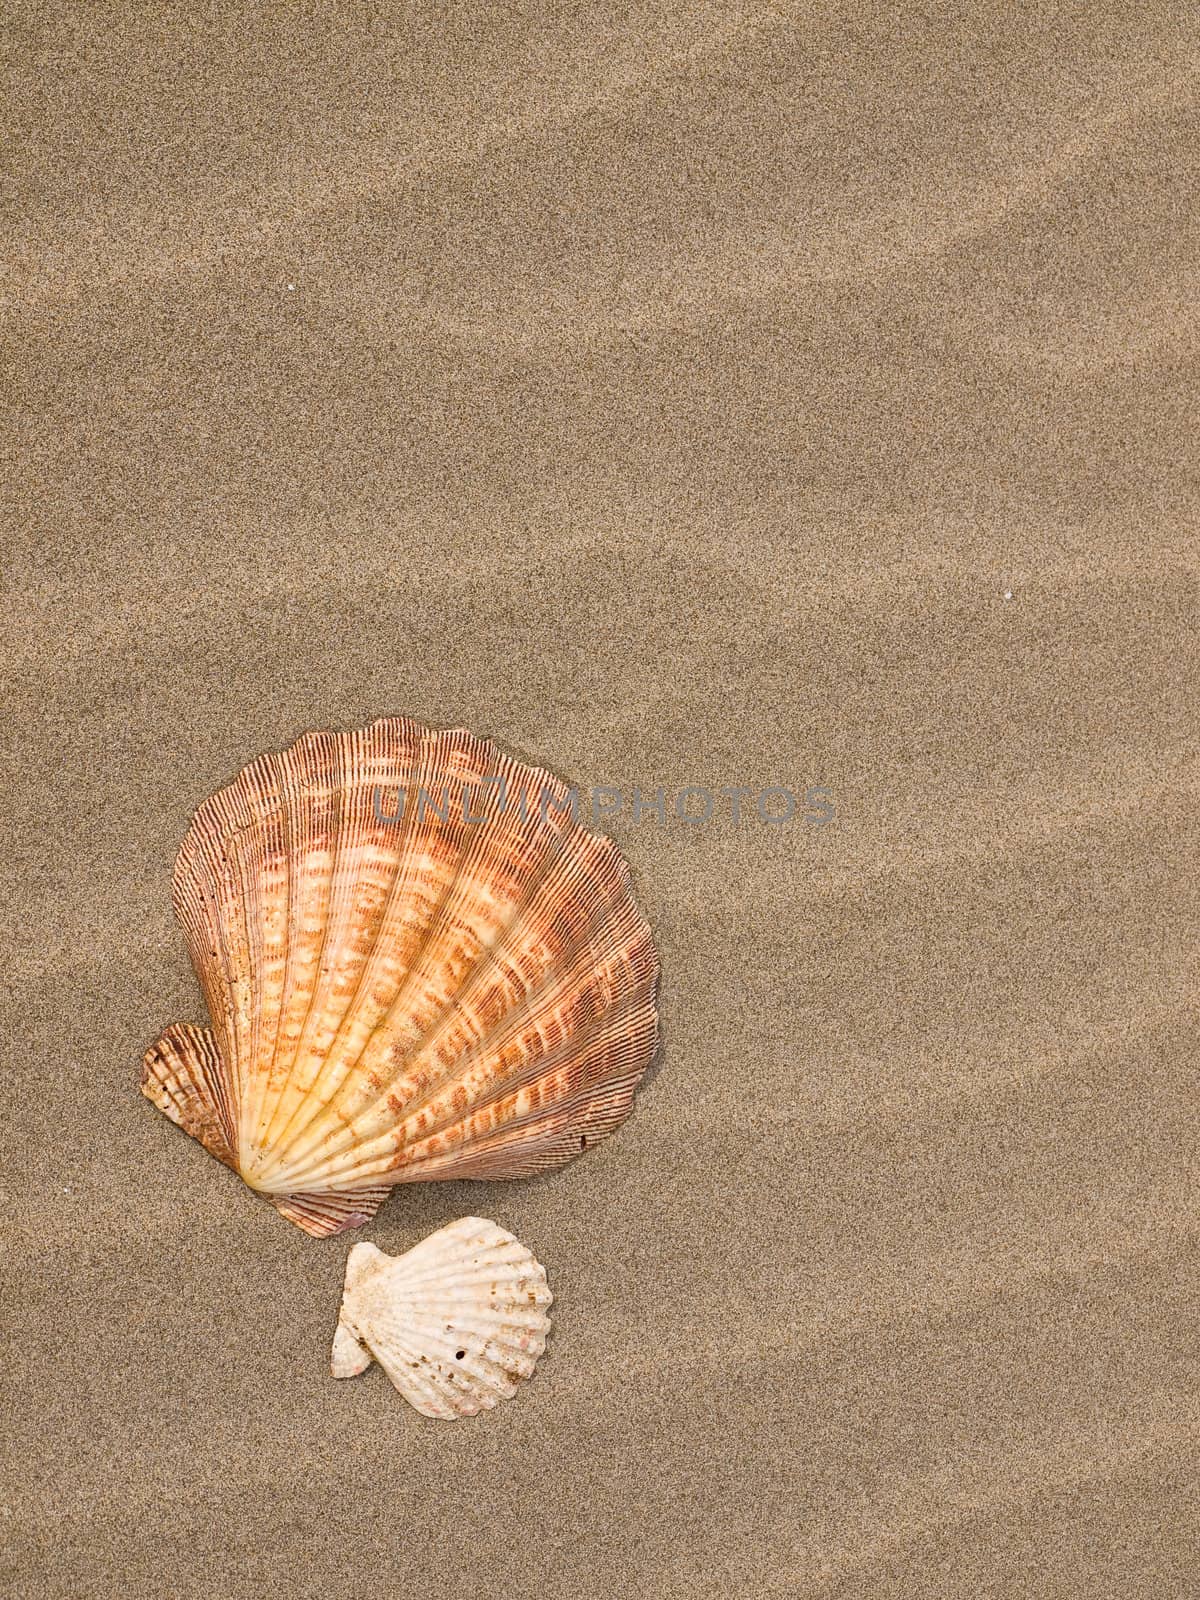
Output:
(141, 1023), (236, 1169)
(268, 1188), (390, 1237)
(143, 1023), (392, 1236)
(331, 1317), (373, 1379)
(344, 1240), (387, 1281)
(332, 1241), (382, 1376)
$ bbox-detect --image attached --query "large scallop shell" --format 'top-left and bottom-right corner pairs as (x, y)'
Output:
(331, 1217), (553, 1418)
(141, 719), (659, 1235)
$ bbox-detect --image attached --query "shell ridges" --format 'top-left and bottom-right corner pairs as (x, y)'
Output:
(331, 1218), (554, 1419)
(142, 719), (659, 1234)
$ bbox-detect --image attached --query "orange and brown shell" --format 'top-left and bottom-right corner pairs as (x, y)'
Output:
(142, 719), (659, 1236)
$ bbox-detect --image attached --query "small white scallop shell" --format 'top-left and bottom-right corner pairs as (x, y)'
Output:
(331, 1217), (553, 1419)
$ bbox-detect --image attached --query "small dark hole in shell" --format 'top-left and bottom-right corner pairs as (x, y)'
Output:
(455, 1350), (466, 1360)
(579, 1135), (587, 1149)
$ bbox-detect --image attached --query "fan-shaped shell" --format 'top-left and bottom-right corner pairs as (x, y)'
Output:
(331, 1217), (553, 1418)
(142, 719), (659, 1234)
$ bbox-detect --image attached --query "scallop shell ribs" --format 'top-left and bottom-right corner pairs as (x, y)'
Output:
(142, 719), (659, 1235)
(332, 1217), (553, 1418)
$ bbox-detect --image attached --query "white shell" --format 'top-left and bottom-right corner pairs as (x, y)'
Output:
(332, 1217), (553, 1419)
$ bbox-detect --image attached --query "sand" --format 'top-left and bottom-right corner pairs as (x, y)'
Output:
(3, 4), (1197, 1596)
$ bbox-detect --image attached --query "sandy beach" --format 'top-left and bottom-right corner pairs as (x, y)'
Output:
(4, 4), (1197, 1595)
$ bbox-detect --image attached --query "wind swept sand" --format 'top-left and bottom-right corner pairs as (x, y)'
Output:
(3, 4), (1197, 1596)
